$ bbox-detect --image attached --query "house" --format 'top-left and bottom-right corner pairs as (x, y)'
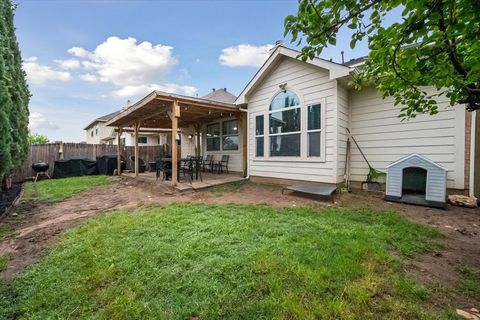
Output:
(84, 110), (170, 146)
(105, 44), (479, 197)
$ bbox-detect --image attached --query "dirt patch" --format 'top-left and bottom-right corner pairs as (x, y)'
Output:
(0, 178), (479, 310)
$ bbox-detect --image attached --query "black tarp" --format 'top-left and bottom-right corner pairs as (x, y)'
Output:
(53, 158), (98, 178)
(96, 154), (125, 175)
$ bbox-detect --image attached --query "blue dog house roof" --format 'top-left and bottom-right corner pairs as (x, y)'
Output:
(386, 153), (448, 171)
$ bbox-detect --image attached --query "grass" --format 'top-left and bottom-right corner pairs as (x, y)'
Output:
(459, 266), (480, 298)
(23, 175), (111, 202)
(0, 253), (12, 273)
(0, 203), (445, 320)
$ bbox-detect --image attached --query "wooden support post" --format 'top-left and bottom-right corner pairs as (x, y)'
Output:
(134, 122), (140, 176)
(195, 124), (201, 157)
(241, 112), (248, 177)
(116, 127), (122, 175)
(169, 101), (181, 187)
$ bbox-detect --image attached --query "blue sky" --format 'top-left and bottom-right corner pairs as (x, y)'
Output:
(16, 0), (373, 142)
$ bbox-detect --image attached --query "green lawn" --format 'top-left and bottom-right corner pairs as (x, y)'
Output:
(23, 175), (111, 202)
(0, 203), (447, 319)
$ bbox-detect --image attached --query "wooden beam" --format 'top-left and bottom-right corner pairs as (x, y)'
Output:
(171, 100), (180, 187)
(116, 127), (123, 175)
(134, 121), (140, 177)
(240, 112), (248, 177)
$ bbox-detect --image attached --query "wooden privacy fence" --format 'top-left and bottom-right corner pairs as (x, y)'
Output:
(11, 143), (163, 183)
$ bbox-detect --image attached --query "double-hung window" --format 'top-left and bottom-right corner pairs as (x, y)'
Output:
(255, 115), (264, 157)
(269, 90), (301, 157)
(206, 123), (220, 151)
(307, 104), (322, 157)
(222, 120), (239, 151)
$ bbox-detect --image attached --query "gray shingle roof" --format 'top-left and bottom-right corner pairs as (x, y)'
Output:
(96, 110), (121, 122)
(201, 88), (237, 104)
(84, 110), (121, 130)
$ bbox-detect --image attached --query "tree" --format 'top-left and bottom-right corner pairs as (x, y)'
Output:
(284, 0), (480, 118)
(28, 133), (49, 145)
(0, 0), (30, 188)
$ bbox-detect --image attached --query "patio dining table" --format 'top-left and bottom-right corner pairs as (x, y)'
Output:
(161, 157), (201, 181)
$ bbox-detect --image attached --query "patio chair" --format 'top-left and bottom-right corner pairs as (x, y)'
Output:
(192, 156), (203, 182)
(129, 156), (146, 173)
(179, 157), (194, 183)
(218, 155), (230, 174)
(202, 155), (214, 173)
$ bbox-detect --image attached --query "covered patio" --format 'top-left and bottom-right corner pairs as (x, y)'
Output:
(105, 90), (247, 189)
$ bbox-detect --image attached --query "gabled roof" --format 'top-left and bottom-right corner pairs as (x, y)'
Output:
(201, 88), (237, 103)
(84, 110), (121, 130)
(235, 45), (351, 105)
(343, 56), (366, 67)
(386, 153), (448, 171)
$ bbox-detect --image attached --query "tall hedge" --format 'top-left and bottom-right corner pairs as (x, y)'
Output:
(0, 0), (29, 186)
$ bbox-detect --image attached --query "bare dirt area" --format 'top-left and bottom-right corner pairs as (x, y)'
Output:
(0, 177), (479, 310)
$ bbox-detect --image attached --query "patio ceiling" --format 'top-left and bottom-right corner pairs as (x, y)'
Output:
(105, 90), (243, 129)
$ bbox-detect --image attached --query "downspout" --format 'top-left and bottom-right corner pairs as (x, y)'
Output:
(239, 107), (250, 179)
(470, 111), (476, 196)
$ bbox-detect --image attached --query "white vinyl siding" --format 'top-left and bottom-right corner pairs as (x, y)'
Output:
(246, 56), (337, 183)
(336, 82), (349, 183)
(348, 86), (465, 189)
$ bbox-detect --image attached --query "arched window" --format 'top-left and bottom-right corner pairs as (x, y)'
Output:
(268, 90), (301, 157)
(269, 90), (300, 111)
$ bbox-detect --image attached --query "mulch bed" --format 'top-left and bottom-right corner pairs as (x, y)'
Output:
(0, 183), (23, 221)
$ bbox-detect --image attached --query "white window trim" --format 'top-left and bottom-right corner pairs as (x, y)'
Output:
(268, 92), (302, 157)
(255, 114), (265, 158)
(306, 104), (323, 158)
(205, 118), (241, 154)
(253, 90), (326, 162)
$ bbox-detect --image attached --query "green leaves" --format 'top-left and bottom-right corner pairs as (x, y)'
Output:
(284, 0), (480, 117)
(0, 0), (30, 184)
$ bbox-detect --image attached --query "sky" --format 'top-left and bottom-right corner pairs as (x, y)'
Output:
(15, 0), (374, 142)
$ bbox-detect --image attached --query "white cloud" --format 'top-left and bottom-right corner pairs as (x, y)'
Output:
(67, 47), (92, 59)
(68, 36), (177, 87)
(113, 83), (198, 98)
(54, 58), (80, 69)
(66, 36), (196, 98)
(29, 112), (59, 130)
(219, 44), (274, 67)
(79, 73), (99, 82)
(23, 57), (71, 85)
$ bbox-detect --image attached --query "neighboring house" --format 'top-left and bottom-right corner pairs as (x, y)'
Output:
(105, 44), (479, 195)
(84, 110), (170, 146)
(236, 45), (475, 193)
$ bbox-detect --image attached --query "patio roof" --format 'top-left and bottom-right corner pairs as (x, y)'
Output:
(105, 90), (243, 129)
(106, 90), (247, 188)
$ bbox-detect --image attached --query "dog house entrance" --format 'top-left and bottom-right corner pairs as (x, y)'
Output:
(401, 167), (428, 205)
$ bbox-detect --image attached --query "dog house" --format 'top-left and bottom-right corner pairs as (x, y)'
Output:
(385, 153), (447, 208)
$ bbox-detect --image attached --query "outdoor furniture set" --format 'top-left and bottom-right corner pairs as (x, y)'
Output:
(155, 155), (230, 183)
